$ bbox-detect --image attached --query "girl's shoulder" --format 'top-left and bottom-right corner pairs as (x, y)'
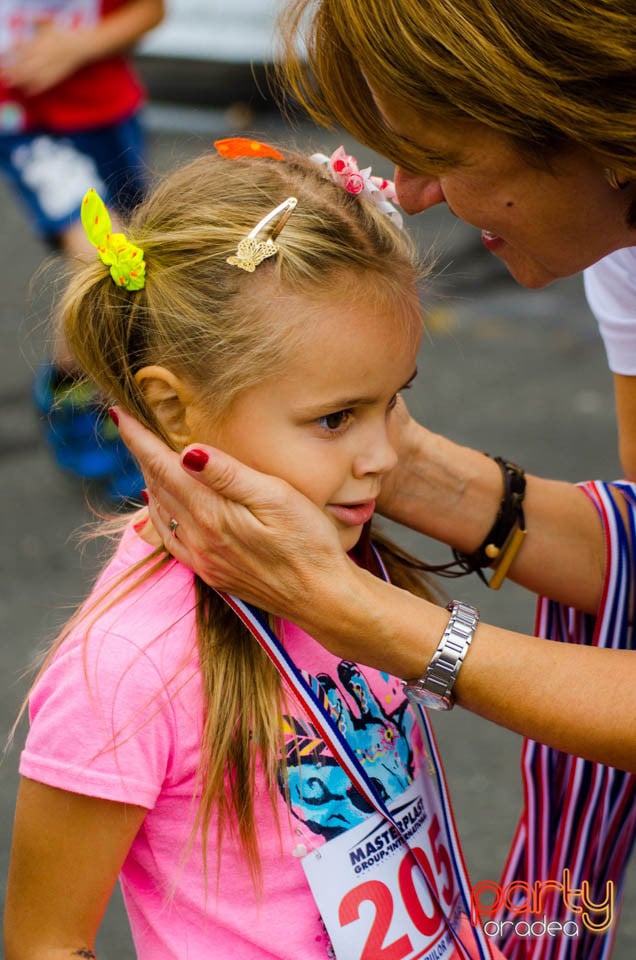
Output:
(47, 523), (200, 701)
(22, 526), (203, 807)
(91, 521), (196, 635)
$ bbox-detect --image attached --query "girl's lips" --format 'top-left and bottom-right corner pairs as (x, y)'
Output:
(327, 500), (376, 527)
(481, 229), (505, 252)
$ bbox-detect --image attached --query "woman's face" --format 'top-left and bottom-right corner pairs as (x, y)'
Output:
(372, 87), (634, 288)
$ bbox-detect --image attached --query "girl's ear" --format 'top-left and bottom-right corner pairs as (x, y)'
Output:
(134, 365), (197, 447)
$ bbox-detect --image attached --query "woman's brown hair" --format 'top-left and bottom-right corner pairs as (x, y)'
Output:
(278, 0), (635, 178)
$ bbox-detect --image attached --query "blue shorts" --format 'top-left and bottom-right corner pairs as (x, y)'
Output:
(0, 113), (147, 246)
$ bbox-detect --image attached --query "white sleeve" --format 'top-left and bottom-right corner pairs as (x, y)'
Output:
(583, 247), (636, 375)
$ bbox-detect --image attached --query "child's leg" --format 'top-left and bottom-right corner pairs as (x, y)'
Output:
(1, 124), (147, 501)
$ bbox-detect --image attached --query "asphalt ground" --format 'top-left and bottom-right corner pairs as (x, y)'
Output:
(1, 90), (634, 956)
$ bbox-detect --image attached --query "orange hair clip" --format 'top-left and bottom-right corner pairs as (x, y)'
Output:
(214, 138), (284, 161)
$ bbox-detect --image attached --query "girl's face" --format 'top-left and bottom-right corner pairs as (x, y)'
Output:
(187, 284), (422, 553)
(371, 87), (635, 289)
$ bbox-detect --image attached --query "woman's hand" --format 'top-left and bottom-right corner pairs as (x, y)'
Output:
(375, 397), (500, 544)
(375, 399), (500, 546)
(115, 407), (354, 626)
(374, 394), (420, 521)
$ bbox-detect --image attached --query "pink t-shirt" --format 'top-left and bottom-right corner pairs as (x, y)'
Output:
(21, 524), (441, 959)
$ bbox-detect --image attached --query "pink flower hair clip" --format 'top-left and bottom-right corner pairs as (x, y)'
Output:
(311, 146), (403, 229)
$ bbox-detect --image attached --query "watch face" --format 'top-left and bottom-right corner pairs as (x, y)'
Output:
(403, 683), (453, 711)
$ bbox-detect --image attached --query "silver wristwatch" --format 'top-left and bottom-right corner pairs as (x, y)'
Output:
(402, 600), (480, 711)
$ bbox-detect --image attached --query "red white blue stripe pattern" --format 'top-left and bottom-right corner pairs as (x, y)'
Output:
(497, 480), (636, 959)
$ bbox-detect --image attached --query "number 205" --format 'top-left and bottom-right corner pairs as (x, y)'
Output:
(338, 815), (455, 960)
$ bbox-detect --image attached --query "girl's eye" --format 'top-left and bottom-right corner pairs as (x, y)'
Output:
(317, 409), (353, 432)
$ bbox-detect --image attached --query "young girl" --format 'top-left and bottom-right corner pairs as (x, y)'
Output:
(5, 142), (504, 960)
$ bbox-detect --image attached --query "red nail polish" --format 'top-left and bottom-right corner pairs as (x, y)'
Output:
(140, 489), (149, 505)
(183, 448), (209, 472)
(108, 407), (119, 427)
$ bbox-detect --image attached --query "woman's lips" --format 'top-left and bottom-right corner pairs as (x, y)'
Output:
(327, 500), (376, 526)
(481, 229), (505, 252)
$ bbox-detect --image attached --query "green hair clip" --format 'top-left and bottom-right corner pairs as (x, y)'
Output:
(81, 189), (146, 291)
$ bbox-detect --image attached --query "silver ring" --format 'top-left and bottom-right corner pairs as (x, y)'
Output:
(168, 517), (179, 535)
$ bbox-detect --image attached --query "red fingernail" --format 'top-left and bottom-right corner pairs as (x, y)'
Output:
(140, 489), (149, 504)
(108, 407), (119, 427)
(183, 448), (209, 472)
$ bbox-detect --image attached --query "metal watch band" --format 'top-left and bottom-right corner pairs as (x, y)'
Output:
(424, 600), (480, 701)
(401, 599), (480, 711)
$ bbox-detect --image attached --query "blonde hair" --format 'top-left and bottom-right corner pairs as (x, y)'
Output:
(55, 149), (441, 886)
(278, 0), (636, 177)
(64, 151), (420, 432)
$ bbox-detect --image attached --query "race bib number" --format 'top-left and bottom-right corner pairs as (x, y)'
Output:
(303, 778), (470, 960)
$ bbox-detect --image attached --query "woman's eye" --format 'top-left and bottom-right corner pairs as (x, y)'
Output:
(318, 409), (352, 432)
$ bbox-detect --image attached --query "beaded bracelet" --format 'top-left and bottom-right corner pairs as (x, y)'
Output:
(430, 455), (527, 590)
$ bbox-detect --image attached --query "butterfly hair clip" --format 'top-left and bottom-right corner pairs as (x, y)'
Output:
(226, 197), (298, 273)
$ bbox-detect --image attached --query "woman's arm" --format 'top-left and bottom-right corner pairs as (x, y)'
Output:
(375, 413), (606, 612)
(116, 404), (606, 615)
(113, 408), (636, 768)
(318, 567), (636, 771)
(4, 778), (146, 960)
(613, 373), (636, 480)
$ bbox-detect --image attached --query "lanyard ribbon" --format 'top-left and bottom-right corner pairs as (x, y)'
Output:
(217, 545), (494, 960)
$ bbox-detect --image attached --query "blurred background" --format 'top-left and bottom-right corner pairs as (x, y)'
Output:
(1, 0), (635, 955)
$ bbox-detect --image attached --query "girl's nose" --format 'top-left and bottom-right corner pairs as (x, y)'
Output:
(394, 166), (446, 215)
(353, 427), (399, 479)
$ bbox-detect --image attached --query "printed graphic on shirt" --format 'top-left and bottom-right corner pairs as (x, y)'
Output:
(1, 0), (99, 53)
(280, 660), (425, 839)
